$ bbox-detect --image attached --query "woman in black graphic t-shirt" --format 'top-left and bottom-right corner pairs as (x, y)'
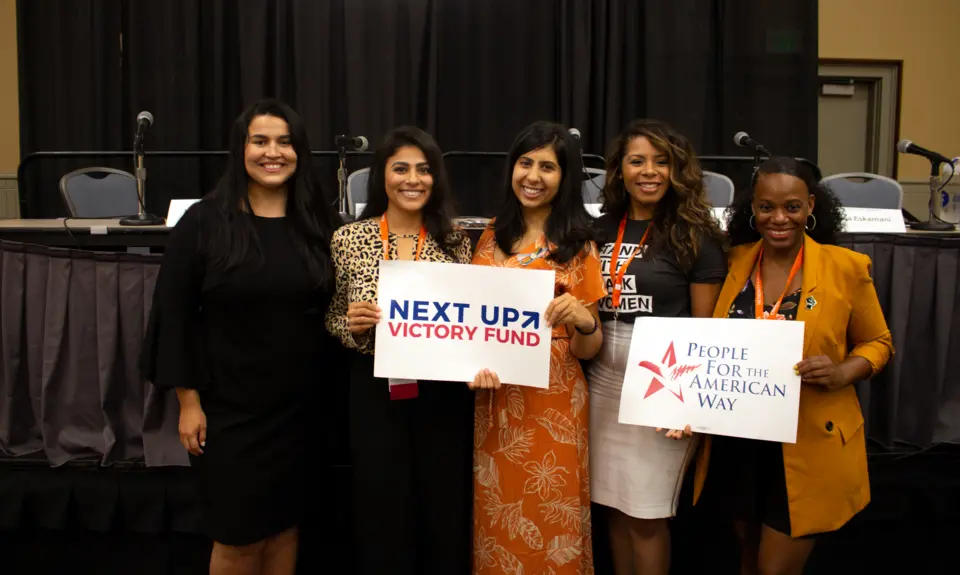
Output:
(587, 119), (727, 575)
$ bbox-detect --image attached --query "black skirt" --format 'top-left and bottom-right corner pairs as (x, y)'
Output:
(706, 434), (806, 538)
(347, 352), (475, 575)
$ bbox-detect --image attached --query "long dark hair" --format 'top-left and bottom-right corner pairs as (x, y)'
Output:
(600, 119), (725, 269)
(493, 121), (595, 264)
(359, 126), (459, 257)
(726, 156), (845, 246)
(206, 98), (339, 288)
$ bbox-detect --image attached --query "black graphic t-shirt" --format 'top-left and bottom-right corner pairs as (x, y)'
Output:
(594, 214), (727, 324)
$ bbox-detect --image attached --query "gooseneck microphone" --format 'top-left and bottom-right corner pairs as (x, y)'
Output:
(135, 111), (154, 142)
(896, 139), (952, 166)
(897, 138), (956, 231)
(120, 110), (164, 226)
(335, 135), (369, 152)
(733, 131), (772, 158)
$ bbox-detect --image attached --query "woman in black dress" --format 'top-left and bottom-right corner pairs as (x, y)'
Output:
(325, 126), (474, 575)
(143, 99), (340, 575)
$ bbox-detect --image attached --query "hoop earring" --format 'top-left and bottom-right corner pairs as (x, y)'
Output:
(749, 215), (756, 230)
(806, 214), (817, 230)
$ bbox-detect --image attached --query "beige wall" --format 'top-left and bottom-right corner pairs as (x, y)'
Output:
(820, 0), (960, 179)
(0, 0), (18, 174)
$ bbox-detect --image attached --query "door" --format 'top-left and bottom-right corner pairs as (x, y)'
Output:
(818, 61), (901, 179)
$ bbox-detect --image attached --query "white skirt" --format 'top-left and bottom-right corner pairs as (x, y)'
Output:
(587, 320), (699, 519)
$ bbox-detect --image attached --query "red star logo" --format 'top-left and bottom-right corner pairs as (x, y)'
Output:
(638, 341), (700, 402)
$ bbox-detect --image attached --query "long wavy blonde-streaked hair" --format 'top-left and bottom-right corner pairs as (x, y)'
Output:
(600, 118), (726, 268)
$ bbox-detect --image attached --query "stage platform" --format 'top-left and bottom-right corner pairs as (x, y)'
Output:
(1, 444), (958, 574)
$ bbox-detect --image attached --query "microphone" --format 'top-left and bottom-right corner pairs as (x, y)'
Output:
(568, 128), (581, 140)
(897, 139), (952, 165)
(335, 134), (369, 152)
(121, 110), (163, 226)
(733, 131), (771, 157)
(897, 139), (957, 231)
(135, 111), (153, 139)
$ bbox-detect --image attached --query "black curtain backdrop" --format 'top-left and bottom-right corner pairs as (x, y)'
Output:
(17, 0), (818, 218)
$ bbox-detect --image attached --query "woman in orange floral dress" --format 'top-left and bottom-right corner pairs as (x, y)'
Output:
(469, 121), (606, 575)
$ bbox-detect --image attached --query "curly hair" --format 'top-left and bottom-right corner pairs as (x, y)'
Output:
(725, 156), (845, 246)
(599, 119), (725, 269)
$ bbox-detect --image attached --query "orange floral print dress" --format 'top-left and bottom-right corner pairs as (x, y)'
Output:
(471, 227), (606, 575)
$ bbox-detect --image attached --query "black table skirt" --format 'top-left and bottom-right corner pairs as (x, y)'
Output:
(837, 233), (960, 448)
(2, 233), (958, 467)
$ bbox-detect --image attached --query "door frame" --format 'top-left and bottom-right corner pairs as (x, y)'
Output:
(818, 59), (903, 179)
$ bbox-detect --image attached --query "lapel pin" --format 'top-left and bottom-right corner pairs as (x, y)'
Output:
(805, 295), (817, 310)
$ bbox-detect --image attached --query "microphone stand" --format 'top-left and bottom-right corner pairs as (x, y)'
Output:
(120, 132), (164, 226)
(337, 143), (354, 224)
(910, 161), (955, 231)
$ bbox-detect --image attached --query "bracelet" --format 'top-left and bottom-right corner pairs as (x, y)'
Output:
(575, 315), (598, 335)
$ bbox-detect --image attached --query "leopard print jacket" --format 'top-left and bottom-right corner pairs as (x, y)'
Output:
(325, 217), (473, 354)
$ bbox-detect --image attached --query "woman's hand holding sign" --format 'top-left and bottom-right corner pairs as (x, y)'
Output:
(657, 425), (693, 440)
(795, 354), (872, 391)
(547, 293), (602, 361)
(347, 302), (381, 334)
(468, 368), (501, 390)
(544, 293), (594, 331)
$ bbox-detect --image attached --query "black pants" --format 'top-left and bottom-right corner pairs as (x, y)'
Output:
(348, 353), (474, 575)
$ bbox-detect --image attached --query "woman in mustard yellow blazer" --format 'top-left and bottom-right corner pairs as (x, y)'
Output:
(693, 157), (893, 575)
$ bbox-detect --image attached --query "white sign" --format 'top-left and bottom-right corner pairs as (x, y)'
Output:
(841, 207), (906, 233)
(166, 199), (200, 227)
(618, 316), (804, 443)
(374, 260), (555, 388)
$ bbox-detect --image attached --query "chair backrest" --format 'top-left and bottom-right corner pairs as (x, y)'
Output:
(346, 168), (371, 216)
(821, 172), (903, 209)
(582, 168), (606, 205)
(703, 170), (735, 208)
(59, 167), (139, 218)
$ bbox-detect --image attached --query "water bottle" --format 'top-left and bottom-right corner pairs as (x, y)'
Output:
(935, 157), (960, 224)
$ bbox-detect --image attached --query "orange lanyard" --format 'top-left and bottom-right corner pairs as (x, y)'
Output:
(379, 214), (426, 261)
(609, 214), (651, 308)
(754, 245), (803, 320)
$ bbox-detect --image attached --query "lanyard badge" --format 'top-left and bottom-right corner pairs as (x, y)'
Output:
(753, 245), (803, 320)
(609, 214), (651, 310)
(379, 215), (427, 400)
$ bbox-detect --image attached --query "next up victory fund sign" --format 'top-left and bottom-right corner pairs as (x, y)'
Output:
(618, 317), (805, 443)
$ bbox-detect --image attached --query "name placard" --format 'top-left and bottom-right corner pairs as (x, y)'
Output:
(166, 199), (201, 227)
(618, 316), (804, 443)
(841, 207), (906, 233)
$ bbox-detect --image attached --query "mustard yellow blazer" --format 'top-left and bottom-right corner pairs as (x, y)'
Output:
(693, 234), (894, 537)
